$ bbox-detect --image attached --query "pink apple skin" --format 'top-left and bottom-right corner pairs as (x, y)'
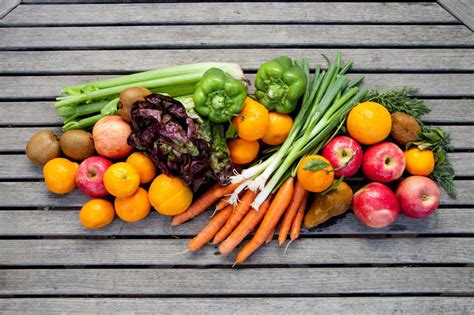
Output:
(362, 142), (406, 183)
(353, 182), (400, 228)
(75, 156), (113, 197)
(396, 176), (440, 218)
(322, 136), (363, 177)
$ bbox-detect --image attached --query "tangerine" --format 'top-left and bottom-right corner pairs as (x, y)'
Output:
(347, 101), (392, 145)
(126, 152), (157, 184)
(115, 187), (151, 222)
(103, 162), (140, 198)
(79, 199), (115, 229)
(262, 112), (293, 145)
(232, 97), (270, 141)
(297, 155), (334, 193)
(404, 147), (435, 176)
(43, 158), (79, 194)
(148, 174), (193, 216)
(228, 138), (260, 164)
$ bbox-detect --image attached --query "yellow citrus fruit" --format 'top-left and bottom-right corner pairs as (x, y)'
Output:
(103, 162), (140, 198)
(262, 112), (293, 145)
(79, 199), (115, 229)
(347, 101), (392, 145)
(228, 138), (260, 164)
(148, 174), (193, 216)
(114, 187), (151, 222)
(43, 158), (79, 194)
(297, 155), (334, 193)
(404, 147), (435, 176)
(232, 97), (270, 141)
(126, 152), (157, 184)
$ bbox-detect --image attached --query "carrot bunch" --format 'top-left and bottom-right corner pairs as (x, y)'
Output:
(173, 177), (310, 264)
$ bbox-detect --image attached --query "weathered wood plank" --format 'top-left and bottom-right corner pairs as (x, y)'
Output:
(1, 152), (471, 181)
(1, 99), (472, 126)
(0, 0), (20, 19)
(0, 74), (472, 100)
(1, 49), (473, 74)
(0, 180), (469, 208)
(1, 25), (473, 50)
(439, 0), (474, 31)
(1, 297), (473, 314)
(2, 238), (472, 266)
(1, 2), (458, 26)
(2, 268), (472, 295)
(3, 126), (473, 153)
(0, 208), (472, 237)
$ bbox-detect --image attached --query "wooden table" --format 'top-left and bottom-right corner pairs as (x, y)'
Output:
(0, 1), (473, 313)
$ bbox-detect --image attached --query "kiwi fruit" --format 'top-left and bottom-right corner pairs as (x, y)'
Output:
(60, 130), (95, 160)
(119, 87), (152, 122)
(26, 130), (61, 165)
(390, 112), (421, 145)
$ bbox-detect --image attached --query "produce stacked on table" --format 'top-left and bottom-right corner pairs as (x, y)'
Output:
(25, 53), (456, 264)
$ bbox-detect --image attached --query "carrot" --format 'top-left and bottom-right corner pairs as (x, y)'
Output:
(219, 198), (271, 255)
(290, 193), (309, 241)
(212, 189), (257, 244)
(215, 197), (230, 211)
(172, 182), (241, 226)
(278, 179), (307, 245)
(187, 205), (233, 252)
(265, 226), (276, 244)
(235, 177), (294, 264)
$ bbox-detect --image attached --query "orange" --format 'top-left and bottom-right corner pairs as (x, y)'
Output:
(347, 101), (392, 145)
(297, 155), (334, 193)
(43, 158), (79, 194)
(404, 147), (435, 176)
(262, 112), (293, 145)
(79, 199), (115, 229)
(228, 138), (260, 164)
(232, 97), (270, 141)
(148, 174), (193, 216)
(103, 162), (140, 198)
(115, 187), (151, 222)
(126, 152), (157, 184)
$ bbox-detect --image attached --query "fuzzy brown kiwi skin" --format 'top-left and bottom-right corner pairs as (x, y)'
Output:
(119, 87), (152, 122)
(26, 131), (61, 165)
(390, 112), (421, 146)
(60, 130), (95, 161)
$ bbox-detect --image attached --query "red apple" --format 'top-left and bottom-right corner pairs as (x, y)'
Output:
(353, 182), (400, 228)
(322, 136), (363, 177)
(75, 156), (113, 197)
(362, 142), (405, 183)
(396, 176), (440, 218)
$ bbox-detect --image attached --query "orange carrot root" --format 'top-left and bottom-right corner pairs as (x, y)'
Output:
(235, 177), (294, 264)
(278, 179), (307, 246)
(212, 189), (257, 244)
(187, 205), (233, 252)
(290, 193), (309, 241)
(265, 226), (275, 244)
(215, 197), (230, 211)
(172, 182), (241, 226)
(219, 198), (271, 255)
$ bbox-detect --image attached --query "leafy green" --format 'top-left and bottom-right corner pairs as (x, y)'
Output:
(363, 88), (430, 119)
(430, 157), (457, 199)
(303, 158), (331, 172)
(321, 176), (345, 196)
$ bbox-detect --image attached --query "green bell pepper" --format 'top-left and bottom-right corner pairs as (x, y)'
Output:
(255, 56), (307, 114)
(193, 68), (247, 123)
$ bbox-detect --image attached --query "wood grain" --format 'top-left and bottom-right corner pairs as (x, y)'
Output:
(1, 49), (472, 74)
(0, 0), (20, 19)
(1, 25), (472, 50)
(1, 297), (472, 314)
(439, 0), (474, 31)
(0, 208), (472, 237)
(1, 268), (472, 295)
(1, 2), (457, 26)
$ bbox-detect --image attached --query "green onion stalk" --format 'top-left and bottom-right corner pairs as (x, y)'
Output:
(230, 53), (368, 210)
(55, 62), (245, 130)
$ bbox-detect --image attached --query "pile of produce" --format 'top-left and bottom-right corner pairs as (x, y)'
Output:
(26, 53), (456, 264)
